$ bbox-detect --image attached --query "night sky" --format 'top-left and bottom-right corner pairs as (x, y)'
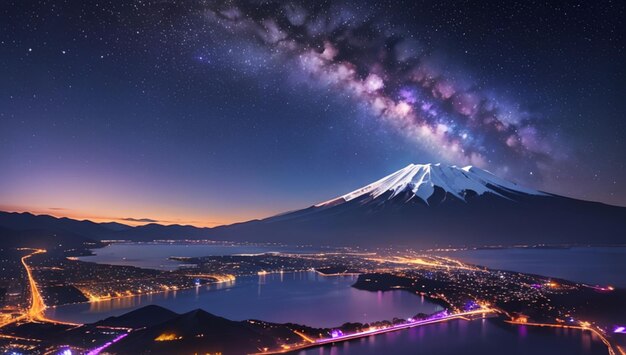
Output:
(1, 1), (624, 226)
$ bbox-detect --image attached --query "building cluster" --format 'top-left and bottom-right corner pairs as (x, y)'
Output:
(31, 253), (208, 304)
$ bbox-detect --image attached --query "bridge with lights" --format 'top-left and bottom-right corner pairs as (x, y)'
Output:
(255, 308), (497, 354)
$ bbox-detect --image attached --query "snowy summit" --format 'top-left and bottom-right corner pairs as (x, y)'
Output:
(317, 163), (545, 207)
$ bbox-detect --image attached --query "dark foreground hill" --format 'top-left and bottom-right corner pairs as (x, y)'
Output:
(106, 307), (320, 355)
(94, 304), (179, 329)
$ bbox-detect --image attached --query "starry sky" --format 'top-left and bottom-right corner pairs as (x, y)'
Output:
(1, 0), (625, 226)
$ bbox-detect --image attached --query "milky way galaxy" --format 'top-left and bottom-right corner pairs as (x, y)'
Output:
(201, 1), (561, 179)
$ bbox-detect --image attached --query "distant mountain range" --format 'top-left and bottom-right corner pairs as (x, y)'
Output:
(0, 211), (213, 248)
(1, 163), (625, 249)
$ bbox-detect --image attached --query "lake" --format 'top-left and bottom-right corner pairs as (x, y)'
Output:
(78, 244), (626, 289)
(77, 242), (323, 270)
(436, 247), (626, 288)
(59, 244), (624, 354)
(298, 317), (608, 355)
(45, 271), (442, 327)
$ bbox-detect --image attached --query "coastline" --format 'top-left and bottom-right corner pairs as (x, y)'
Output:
(17, 247), (623, 355)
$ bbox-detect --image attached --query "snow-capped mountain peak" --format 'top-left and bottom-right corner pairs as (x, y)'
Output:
(316, 163), (545, 207)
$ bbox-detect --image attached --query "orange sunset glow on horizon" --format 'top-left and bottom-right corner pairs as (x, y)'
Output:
(0, 204), (272, 228)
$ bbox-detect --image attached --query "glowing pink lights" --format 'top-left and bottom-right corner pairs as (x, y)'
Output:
(588, 285), (615, 292)
(315, 309), (489, 345)
(86, 333), (128, 355)
(330, 329), (344, 338)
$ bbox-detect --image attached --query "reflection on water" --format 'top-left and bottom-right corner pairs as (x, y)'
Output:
(47, 271), (441, 327)
(53, 245), (619, 355)
(298, 318), (608, 355)
(85, 279), (238, 314)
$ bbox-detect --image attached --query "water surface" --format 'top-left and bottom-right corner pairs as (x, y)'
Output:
(298, 318), (608, 355)
(78, 243), (321, 270)
(66, 244), (622, 354)
(46, 271), (441, 327)
(436, 247), (626, 287)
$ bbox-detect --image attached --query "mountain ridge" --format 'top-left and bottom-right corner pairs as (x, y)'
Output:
(208, 163), (626, 247)
(1, 163), (625, 248)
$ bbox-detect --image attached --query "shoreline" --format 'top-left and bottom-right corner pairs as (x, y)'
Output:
(42, 270), (346, 317)
(258, 309), (497, 354)
(30, 260), (622, 355)
(266, 315), (616, 355)
(43, 247), (626, 355)
(44, 277), (235, 313)
(44, 268), (362, 313)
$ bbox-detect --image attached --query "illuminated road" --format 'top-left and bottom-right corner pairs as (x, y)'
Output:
(255, 308), (496, 354)
(365, 255), (480, 271)
(0, 248), (79, 329)
(21, 249), (47, 321)
(21, 249), (79, 326)
(0, 248), (46, 328)
(0, 313), (24, 328)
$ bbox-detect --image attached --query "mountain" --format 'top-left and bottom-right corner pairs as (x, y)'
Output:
(0, 212), (118, 250)
(106, 308), (298, 354)
(0, 211), (114, 239)
(110, 223), (213, 241)
(1, 163), (625, 248)
(316, 163), (546, 207)
(0, 211), (213, 246)
(209, 163), (626, 247)
(0, 225), (102, 250)
(99, 222), (133, 232)
(94, 305), (179, 329)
